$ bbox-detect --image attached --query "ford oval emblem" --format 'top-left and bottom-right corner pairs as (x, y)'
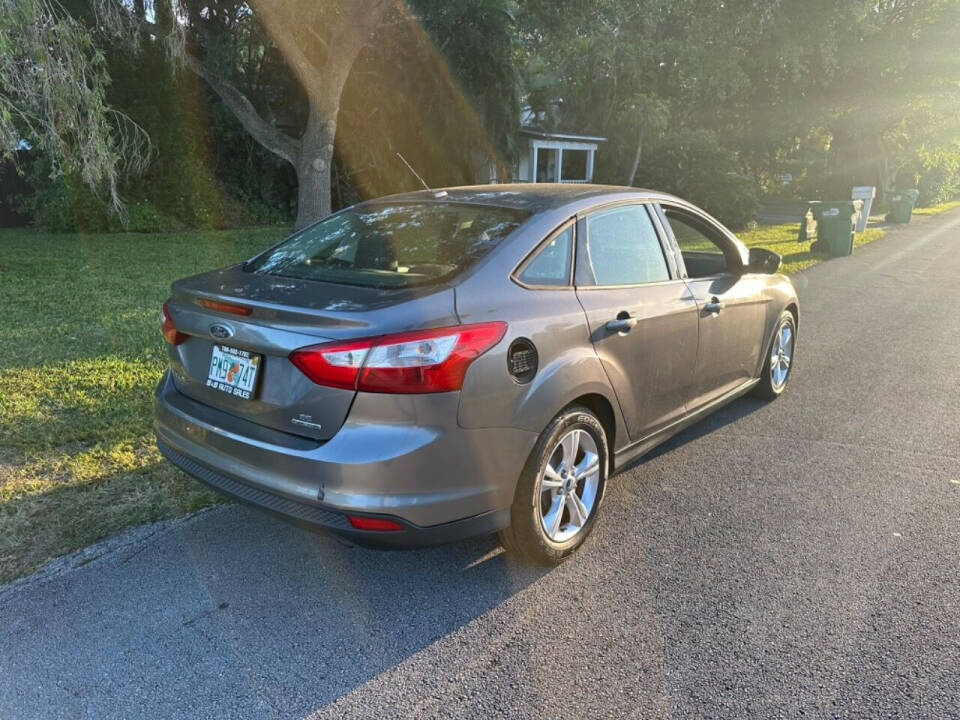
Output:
(209, 323), (234, 340)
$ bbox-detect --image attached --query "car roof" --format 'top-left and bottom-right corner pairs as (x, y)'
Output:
(365, 183), (684, 213)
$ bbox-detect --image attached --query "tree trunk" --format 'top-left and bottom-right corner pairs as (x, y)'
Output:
(176, 1), (387, 229)
(874, 132), (893, 205)
(294, 106), (337, 229)
(627, 129), (643, 187)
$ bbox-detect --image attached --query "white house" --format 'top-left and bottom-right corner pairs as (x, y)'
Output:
(515, 128), (606, 184)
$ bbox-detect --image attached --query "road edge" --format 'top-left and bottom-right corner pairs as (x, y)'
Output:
(0, 504), (227, 604)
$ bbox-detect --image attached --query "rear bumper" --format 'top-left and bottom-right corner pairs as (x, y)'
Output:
(156, 440), (508, 547)
(153, 372), (535, 545)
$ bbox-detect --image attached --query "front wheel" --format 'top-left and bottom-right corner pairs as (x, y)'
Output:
(499, 406), (609, 565)
(752, 310), (796, 400)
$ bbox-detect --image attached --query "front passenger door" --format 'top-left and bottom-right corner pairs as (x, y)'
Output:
(574, 204), (699, 442)
(658, 205), (766, 409)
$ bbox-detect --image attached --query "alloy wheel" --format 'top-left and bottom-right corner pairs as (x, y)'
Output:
(771, 321), (794, 388)
(537, 428), (601, 543)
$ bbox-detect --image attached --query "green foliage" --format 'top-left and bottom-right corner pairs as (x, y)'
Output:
(114, 200), (181, 232)
(6, 0), (960, 231)
(905, 146), (960, 207)
(332, 0), (521, 201)
(0, 0), (151, 212)
(519, 0), (960, 211)
(638, 130), (761, 230)
(14, 166), (110, 233)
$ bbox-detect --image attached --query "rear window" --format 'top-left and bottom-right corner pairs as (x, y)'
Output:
(246, 202), (529, 288)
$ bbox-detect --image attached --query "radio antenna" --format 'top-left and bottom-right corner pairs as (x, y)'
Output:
(396, 152), (431, 192)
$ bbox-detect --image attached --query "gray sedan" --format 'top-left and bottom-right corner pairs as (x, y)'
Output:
(155, 184), (798, 564)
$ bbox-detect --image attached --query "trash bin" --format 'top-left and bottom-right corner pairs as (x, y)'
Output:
(851, 186), (876, 232)
(887, 189), (920, 224)
(815, 201), (858, 256)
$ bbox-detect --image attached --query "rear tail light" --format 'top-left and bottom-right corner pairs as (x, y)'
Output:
(346, 515), (404, 532)
(290, 321), (507, 394)
(161, 302), (187, 345)
(195, 298), (252, 316)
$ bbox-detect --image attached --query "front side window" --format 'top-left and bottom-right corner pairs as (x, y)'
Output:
(517, 225), (573, 286)
(246, 203), (529, 288)
(580, 205), (670, 286)
(662, 208), (731, 278)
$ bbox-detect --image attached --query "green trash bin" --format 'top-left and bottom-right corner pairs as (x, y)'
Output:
(815, 201), (857, 257)
(887, 189), (920, 224)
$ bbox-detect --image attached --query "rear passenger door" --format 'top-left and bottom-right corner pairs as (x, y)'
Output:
(574, 203), (700, 442)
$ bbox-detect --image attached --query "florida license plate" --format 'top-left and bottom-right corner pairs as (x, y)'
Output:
(206, 345), (261, 399)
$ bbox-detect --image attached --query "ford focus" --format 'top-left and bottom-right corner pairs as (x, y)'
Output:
(155, 184), (798, 564)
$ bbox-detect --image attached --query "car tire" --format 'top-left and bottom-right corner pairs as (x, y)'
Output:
(499, 406), (609, 565)
(752, 309), (796, 401)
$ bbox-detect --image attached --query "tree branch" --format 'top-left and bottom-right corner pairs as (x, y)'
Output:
(250, 1), (326, 93)
(180, 51), (299, 166)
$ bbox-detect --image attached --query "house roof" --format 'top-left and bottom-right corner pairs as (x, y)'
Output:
(518, 128), (607, 143)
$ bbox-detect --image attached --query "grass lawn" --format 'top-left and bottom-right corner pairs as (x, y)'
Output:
(0, 226), (288, 582)
(735, 223), (886, 274)
(0, 219), (886, 583)
(912, 199), (960, 216)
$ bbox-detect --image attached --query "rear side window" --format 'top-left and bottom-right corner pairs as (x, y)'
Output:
(580, 205), (669, 286)
(517, 225), (573, 286)
(246, 203), (529, 288)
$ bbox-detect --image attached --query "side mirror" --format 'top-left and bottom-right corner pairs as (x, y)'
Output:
(747, 247), (782, 275)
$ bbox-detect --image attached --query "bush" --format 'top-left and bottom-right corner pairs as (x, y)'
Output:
(16, 171), (110, 233)
(899, 146), (960, 207)
(916, 158), (960, 207)
(16, 152), (284, 233)
(109, 201), (181, 233)
(637, 129), (761, 229)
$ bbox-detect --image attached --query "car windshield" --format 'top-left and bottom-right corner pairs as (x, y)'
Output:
(245, 202), (529, 288)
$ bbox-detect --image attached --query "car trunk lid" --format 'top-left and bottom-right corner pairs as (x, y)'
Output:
(164, 265), (459, 441)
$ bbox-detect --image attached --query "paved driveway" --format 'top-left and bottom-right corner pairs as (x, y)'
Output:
(2, 210), (959, 719)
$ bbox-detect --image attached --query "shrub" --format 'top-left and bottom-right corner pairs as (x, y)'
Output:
(636, 129), (761, 230)
(899, 146), (960, 207)
(916, 158), (960, 207)
(16, 171), (110, 233)
(109, 201), (181, 233)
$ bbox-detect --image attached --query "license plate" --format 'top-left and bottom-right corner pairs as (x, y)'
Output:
(206, 345), (261, 399)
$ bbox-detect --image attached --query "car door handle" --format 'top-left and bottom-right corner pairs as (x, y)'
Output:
(605, 316), (638, 333)
(703, 297), (724, 314)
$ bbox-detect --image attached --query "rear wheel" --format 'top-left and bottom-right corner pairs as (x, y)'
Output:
(499, 406), (608, 565)
(752, 310), (796, 400)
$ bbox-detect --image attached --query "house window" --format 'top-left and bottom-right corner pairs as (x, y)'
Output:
(560, 150), (588, 182)
(536, 148), (558, 183)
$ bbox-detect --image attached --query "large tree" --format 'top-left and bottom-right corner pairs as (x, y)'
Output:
(116, 0), (394, 227)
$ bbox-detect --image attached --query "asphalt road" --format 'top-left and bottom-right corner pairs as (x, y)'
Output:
(3, 210), (960, 719)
